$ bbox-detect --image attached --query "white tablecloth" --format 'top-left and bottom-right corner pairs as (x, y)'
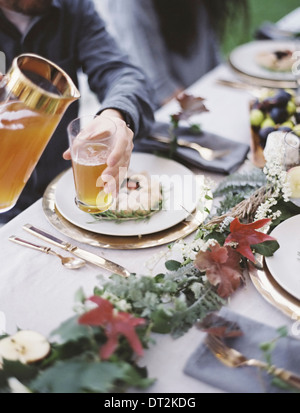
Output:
(0, 64), (295, 393)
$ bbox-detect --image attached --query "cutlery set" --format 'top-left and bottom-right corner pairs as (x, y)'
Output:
(9, 224), (131, 277)
(206, 334), (300, 390)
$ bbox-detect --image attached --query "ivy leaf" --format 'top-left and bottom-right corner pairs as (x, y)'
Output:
(165, 260), (181, 272)
(204, 230), (227, 245)
(252, 240), (280, 257)
(270, 199), (300, 228)
(30, 360), (128, 393)
(50, 316), (90, 344)
(151, 309), (172, 334)
(189, 123), (202, 133)
(119, 363), (155, 389)
(0, 360), (38, 389)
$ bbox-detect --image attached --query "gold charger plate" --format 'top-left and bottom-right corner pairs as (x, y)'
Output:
(42, 171), (211, 250)
(228, 61), (298, 90)
(248, 256), (300, 319)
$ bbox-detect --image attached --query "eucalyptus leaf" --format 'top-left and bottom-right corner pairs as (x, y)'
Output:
(165, 260), (182, 272)
(154, 273), (165, 283)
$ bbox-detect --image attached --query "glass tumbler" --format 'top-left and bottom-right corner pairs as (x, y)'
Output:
(68, 115), (116, 214)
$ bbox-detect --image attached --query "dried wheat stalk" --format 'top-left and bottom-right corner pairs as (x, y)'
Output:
(207, 186), (272, 227)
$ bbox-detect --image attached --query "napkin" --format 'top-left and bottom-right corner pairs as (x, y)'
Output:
(184, 307), (300, 393)
(133, 122), (250, 174)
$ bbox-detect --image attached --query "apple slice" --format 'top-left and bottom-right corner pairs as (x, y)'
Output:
(287, 165), (300, 198)
(0, 330), (50, 364)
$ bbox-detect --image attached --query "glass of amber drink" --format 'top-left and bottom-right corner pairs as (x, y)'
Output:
(68, 116), (116, 214)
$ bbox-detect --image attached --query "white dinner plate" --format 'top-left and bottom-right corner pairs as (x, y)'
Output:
(55, 153), (202, 237)
(229, 40), (298, 82)
(265, 214), (300, 300)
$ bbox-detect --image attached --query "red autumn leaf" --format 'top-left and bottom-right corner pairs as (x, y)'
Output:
(99, 311), (145, 360)
(195, 242), (243, 298)
(197, 313), (243, 338)
(78, 296), (146, 360)
(172, 92), (209, 122)
(225, 218), (276, 263)
(78, 295), (114, 325)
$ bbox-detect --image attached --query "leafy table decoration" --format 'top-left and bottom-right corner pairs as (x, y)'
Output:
(1, 124), (300, 393)
(167, 92), (209, 157)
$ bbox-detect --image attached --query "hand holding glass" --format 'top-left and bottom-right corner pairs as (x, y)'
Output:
(68, 116), (116, 214)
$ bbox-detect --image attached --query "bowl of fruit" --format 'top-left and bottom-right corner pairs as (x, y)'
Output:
(249, 89), (300, 167)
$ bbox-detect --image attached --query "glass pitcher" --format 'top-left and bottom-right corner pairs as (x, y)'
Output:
(0, 53), (80, 213)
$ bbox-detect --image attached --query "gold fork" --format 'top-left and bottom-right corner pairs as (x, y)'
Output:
(206, 334), (300, 390)
(149, 135), (230, 161)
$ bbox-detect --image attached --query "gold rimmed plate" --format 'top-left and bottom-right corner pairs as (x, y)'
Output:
(42, 171), (211, 250)
(229, 40), (299, 89)
(248, 256), (300, 320)
(54, 153), (201, 237)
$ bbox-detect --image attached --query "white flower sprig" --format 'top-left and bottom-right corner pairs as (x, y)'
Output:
(171, 237), (206, 262)
(255, 131), (292, 221)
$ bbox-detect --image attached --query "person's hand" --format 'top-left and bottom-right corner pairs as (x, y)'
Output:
(63, 109), (134, 197)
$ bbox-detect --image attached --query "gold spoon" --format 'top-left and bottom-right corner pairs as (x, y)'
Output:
(9, 236), (86, 270)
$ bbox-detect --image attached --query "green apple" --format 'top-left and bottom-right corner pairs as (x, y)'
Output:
(284, 88), (296, 97)
(250, 109), (264, 127)
(287, 166), (300, 198)
(287, 100), (296, 116)
(0, 330), (50, 364)
(281, 120), (294, 129)
(259, 89), (275, 101)
(293, 125), (300, 137)
(261, 117), (275, 128)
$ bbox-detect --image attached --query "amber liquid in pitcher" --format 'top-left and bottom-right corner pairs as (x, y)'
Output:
(0, 101), (60, 211)
(0, 53), (80, 213)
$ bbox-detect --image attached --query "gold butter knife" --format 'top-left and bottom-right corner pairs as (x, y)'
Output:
(23, 224), (131, 278)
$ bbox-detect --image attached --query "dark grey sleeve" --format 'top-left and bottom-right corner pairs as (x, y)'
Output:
(75, 0), (155, 138)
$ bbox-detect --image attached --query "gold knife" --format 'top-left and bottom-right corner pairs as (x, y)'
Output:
(23, 224), (131, 278)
